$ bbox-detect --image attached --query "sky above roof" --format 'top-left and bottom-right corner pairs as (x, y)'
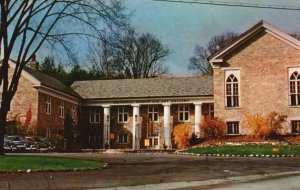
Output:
(124, 0), (300, 76)
(33, 0), (300, 76)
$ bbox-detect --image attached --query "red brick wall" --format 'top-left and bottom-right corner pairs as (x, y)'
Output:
(37, 92), (78, 137)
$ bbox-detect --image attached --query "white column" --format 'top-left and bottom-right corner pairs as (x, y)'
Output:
(194, 103), (202, 137)
(103, 105), (110, 148)
(163, 103), (172, 149)
(132, 104), (140, 149)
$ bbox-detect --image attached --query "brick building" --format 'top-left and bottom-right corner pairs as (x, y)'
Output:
(72, 77), (213, 149)
(4, 20), (300, 149)
(5, 60), (80, 138)
(210, 20), (300, 135)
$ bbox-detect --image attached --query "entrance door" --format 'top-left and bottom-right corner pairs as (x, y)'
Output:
(149, 136), (159, 149)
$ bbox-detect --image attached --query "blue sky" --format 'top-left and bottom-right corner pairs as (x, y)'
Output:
(124, 0), (300, 76)
(34, 0), (300, 76)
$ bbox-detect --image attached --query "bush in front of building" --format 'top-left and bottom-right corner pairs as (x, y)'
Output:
(267, 112), (287, 137)
(242, 112), (287, 139)
(173, 123), (192, 149)
(200, 117), (225, 139)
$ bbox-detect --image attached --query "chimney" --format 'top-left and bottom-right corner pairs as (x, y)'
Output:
(27, 54), (38, 70)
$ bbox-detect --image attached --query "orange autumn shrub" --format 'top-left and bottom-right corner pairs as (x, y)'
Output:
(173, 123), (192, 149)
(201, 117), (225, 139)
(242, 112), (287, 139)
(242, 114), (270, 139)
(267, 112), (287, 137)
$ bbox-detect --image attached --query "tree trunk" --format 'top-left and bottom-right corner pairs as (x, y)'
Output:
(0, 110), (7, 155)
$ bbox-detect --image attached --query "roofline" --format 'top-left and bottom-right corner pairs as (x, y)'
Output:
(209, 20), (300, 63)
(71, 75), (212, 86)
(9, 60), (81, 100)
(80, 95), (214, 101)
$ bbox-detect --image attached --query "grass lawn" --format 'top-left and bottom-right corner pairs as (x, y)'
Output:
(0, 155), (105, 173)
(185, 144), (300, 156)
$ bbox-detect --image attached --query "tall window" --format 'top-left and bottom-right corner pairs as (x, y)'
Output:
(227, 121), (239, 134)
(226, 74), (239, 107)
(71, 105), (77, 120)
(59, 100), (64, 118)
(118, 107), (128, 123)
(46, 96), (51, 114)
(291, 121), (300, 133)
(290, 71), (300, 106)
(117, 133), (128, 144)
(90, 109), (100, 123)
(178, 105), (189, 121)
(148, 106), (159, 122)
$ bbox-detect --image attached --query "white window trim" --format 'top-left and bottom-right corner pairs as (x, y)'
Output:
(46, 96), (51, 115)
(226, 121), (240, 135)
(118, 107), (129, 123)
(71, 105), (77, 120)
(117, 133), (128, 144)
(90, 109), (100, 123)
(59, 100), (65, 118)
(225, 70), (241, 108)
(291, 120), (300, 134)
(288, 67), (300, 106)
(148, 106), (159, 122)
(178, 105), (189, 122)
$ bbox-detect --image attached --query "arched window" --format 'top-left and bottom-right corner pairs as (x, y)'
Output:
(226, 74), (239, 107)
(290, 71), (300, 106)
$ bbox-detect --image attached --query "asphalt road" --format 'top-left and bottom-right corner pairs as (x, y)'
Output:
(1, 152), (300, 190)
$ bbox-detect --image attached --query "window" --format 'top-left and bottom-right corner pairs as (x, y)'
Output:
(59, 100), (64, 118)
(46, 128), (51, 139)
(227, 122), (239, 134)
(148, 106), (159, 122)
(178, 105), (189, 121)
(290, 71), (300, 106)
(118, 107), (128, 123)
(203, 104), (214, 117)
(90, 108), (100, 123)
(117, 133), (128, 144)
(291, 121), (300, 133)
(71, 105), (77, 120)
(46, 96), (51, 114)
(226, 74), (239, 107)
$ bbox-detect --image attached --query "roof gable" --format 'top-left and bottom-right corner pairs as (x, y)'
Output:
(8, 60), (81, 99)
(209, 20), (300, 63)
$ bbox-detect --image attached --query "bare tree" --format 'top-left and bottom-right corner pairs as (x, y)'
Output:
(114, 30), (170, 78)
(188, 31), (239, 75)
(88, 29), (170, 79)
(0, 0), (127, 154)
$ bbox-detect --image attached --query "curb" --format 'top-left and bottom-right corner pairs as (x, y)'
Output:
(175, 151), (299, 158)
(88, 171), (300, 190)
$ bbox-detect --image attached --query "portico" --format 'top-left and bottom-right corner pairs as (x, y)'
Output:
(72, 76), (213, 149)
(96, 98), (213, 149)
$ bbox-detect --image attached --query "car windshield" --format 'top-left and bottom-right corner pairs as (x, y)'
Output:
(12, 136), (22, 141)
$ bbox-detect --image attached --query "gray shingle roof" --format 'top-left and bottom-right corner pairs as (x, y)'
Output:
(24, 67), (81, 98)
(71, 76), (213, 100)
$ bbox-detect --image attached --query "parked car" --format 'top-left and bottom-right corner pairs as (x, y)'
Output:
(3, 138), (17, 152)
(6, 135), (28, 152)
(24, 136), (52, 152)
(37, 136), (55, 151)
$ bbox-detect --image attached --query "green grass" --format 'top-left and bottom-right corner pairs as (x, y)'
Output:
(185, 145), (300, 156)
(0, 155), (105, 172)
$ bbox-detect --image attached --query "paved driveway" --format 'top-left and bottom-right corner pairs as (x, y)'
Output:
(1, 152), (300, 190)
